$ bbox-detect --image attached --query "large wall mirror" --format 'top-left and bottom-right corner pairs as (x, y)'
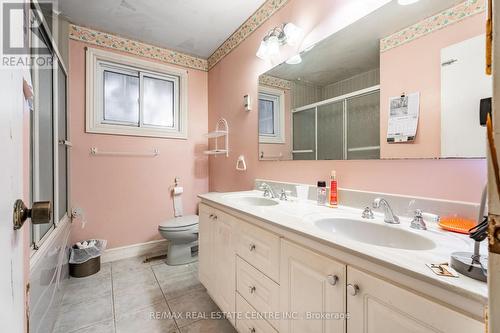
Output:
(258, 0), (491, 161)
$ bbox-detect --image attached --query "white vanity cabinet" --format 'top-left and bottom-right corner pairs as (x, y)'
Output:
(198, 201), (485, 333)
(346, 267), (484, 333)
(280, 240), (346, 333)
(198, 204), (236, 323)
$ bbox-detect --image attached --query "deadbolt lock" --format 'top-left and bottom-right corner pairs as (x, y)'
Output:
(13, 199), (51, 230)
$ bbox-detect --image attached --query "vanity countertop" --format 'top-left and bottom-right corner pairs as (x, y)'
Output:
(198, 190), (488, 305)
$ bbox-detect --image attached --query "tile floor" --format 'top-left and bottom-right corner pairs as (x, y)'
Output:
(53, 257), (236, 333)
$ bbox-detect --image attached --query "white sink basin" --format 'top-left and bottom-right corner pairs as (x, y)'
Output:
(229, 196), (279, 207)
(315, 218), (436, 250)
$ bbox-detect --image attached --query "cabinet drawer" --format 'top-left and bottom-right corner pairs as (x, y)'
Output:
(237, 220), (280, 282)
(236, 292), (278, 333)
(236, 256), (280, 329)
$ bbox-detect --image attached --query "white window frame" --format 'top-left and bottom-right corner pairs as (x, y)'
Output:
(86, 47), (188, 139)
(258, 85), (285, 144)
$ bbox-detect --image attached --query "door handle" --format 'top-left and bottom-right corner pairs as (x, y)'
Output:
(58, 140), (72, 147)
(13, 199), (51, 230)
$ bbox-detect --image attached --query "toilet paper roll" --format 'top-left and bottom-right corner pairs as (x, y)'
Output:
(172, 186), (184, 217)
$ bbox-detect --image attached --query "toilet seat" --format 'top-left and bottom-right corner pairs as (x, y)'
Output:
(158, 215), (199, 231)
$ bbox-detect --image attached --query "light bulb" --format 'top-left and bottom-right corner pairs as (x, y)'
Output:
(256, 41), (269, 60)
(398, 0), (420, 5)
(283, 23), (304, 46)
(266, 35), (280, 56)
(285, 54), (302, 65)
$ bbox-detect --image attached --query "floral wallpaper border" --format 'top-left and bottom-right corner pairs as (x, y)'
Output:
(380, 0), (486, 53)
(69, 24), (208, 71)
(207, 0), (290, 70)
(259, 74), (292, 90)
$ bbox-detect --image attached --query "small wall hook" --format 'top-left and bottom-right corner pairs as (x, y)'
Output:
(244, 95), (251, 111)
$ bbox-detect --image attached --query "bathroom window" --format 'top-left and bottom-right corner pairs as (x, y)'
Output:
(86, 47), (188, 139)
(258, 86), (285, 144)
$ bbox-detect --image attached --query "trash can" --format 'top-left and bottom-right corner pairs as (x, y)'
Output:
(69, 239), (106, 278)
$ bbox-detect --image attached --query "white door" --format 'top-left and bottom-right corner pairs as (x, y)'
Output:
(441, 34), (492, 158)
(0, 67), (27, 331)
(213, 212), (235, 324)
(347, 267), (484, 333)
(280, 240), (346, 333)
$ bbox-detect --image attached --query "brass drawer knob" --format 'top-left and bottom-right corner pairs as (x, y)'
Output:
(13, 199), (51, 230)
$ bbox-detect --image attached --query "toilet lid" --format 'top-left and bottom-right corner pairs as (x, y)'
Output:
(159, 215), (199, 230)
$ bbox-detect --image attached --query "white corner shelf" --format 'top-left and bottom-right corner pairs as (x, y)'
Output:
(204, 130), (228, 139)
(205, 118), (229, 157)
(204, 149), (229, 155)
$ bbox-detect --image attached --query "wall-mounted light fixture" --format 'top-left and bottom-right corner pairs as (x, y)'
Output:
(256, 23), (304, 61)
(398, 0), (420, 5)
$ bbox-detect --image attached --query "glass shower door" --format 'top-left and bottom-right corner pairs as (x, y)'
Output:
(317, 101), (344, 160)
(292, 108), (316, 160)
(346, 91), (380, 159)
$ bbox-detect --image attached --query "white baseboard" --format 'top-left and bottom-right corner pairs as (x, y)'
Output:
(101, 239), (168, 263)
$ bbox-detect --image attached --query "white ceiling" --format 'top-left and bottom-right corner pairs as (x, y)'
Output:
(58, 0), (267, 58)
(266, 0), (464, 86)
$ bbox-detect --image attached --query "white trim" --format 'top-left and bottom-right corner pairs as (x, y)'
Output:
(258, 85), (285, 144)
(293, 85), (380, 113)
(86, 47), (189, 139)
(100, 239), (168, 263)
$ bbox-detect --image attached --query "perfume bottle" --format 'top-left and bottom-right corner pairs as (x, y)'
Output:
(317, 181), (327, 206)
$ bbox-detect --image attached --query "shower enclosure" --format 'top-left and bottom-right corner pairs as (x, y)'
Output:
(292, 87), (380, 160)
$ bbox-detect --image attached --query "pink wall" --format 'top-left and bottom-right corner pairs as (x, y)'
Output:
(69, 40), (208, 248)
(208, 0), (486, 203)
(380, 12), (486, 159)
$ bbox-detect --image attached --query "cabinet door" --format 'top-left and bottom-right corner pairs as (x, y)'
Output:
(198, 204), (215, 293)
(280, 240), (346, 333)
(213, 211), (236, 323)
(347, 267), (484, 333)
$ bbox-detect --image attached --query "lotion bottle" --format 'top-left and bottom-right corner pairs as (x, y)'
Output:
(329, 171), (338, 207)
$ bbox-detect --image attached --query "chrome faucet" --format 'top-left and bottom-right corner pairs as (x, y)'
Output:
(410, 209), (427, 230)
(372, 198), (400, 224)
(279, 189), (289, 201)
(259, 183), (278, 199)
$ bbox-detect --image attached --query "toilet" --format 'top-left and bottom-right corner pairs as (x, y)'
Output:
(158, 215), (199, 265)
